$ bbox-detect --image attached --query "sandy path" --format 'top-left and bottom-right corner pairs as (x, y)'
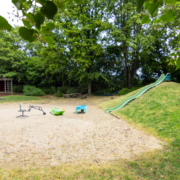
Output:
(0, 101), (165, 168)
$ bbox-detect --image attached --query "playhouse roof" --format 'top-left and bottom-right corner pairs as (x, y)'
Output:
(0, 78), (13, 81)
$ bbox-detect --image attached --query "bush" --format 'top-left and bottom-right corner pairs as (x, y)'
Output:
(55, 88), (63, 97)
(118, 86), (142, 95)
(57, 86), (69, 94)
(13, 85), (24, 93)
(93, 89), (112, 95)
(118, 88), (131, 95)
(40, 87), (56, 94)
(66, 87), (79, 94)
(23, 85), (46, 96)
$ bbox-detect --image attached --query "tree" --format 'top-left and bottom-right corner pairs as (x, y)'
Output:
(0, 0), (84, 43)
(41, 0), (109, 95)
(107, 0), (155, 88)
(0, 29), (27, 83)
(137, 0), (180, 69)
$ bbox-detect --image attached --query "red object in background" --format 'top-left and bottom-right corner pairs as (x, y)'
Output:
(0, 81), (4, 91)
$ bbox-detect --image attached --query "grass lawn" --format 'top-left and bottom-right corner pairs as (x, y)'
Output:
(100, 82), (180, 179)
(0, 95), (41, 103)
(0, 83), (180, 179)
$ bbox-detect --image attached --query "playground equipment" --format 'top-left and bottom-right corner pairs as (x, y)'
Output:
(16, 103), (46, 118)
(16, 103), (28, 118)
(28, 104), (46, 115)
(76, 105), (87, 114)
(105, 73), (171, 113)
(50, 107), (65, 115)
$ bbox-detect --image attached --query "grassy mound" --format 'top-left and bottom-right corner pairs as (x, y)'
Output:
(100, 82), (180, 179)
(101, 82), (180, 143)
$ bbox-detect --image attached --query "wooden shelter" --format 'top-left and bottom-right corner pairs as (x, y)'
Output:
(0, 78), (13, 94)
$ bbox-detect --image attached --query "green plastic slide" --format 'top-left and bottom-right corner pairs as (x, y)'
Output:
(105, 73), (171, 113)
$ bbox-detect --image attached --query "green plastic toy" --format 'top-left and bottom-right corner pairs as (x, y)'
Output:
(50, 107), (65, 115)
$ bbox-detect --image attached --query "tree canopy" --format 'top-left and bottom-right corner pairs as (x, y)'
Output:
(0, 0), (180, 95)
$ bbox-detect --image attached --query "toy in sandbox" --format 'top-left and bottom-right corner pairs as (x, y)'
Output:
(76, 105), (87, 114)
(28, 104), (46, 115)
(16, 103), (46, 118)
(50, 107), (65, 116)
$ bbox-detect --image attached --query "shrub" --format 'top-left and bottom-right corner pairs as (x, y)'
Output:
(94, 89), (112, 95)
(40, 87), (56, 94)
(13, 85), (24, 93)
(66, 87), (79, 94)
(118, 88), (131, 95)
(23, 85), (45, 96)
(118, 86), (142, 95)
(57, 86), (69, 94)
(55, 88), (63, 97)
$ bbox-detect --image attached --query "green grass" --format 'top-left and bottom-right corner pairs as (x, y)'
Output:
(0, 164), (137, 180)
(100, 82), (180, 179)
(0, 95), (41, 103)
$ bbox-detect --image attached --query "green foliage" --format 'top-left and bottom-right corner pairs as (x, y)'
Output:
(141, 15), (151, 24)
(57, 86), (69, 94)
(144, 1), (162, 15)
(40, 1), (57, 19)
(40, 87), (56, 94)
(108, 0), (155, 88)
(136, 0), (146, 10)
(54, 0), (109, 94)
(95, 88), (113, 95)
(118, 88), (131, 95)
(0, 0), (85, 43)
(13, 85), (24, 93)
(42, 35), (54, 47)
(139, 0), (177, 25)
(22, 19), (31, 29)
(177, 57), (180, 70)
(55, 88), (63, 97)
(1, 0), (179, 74)
(19, 27), (38, 42)
(0, 0), (180, 95)
(160, 9), (175, 23)
(0, 16), (12, 31)
(0, 29), (28, 83)
(12, 0), (22, 10)
(74, 0), (84, 4)
(25, 56), (47, 86)
(33, 13), (45, 30)
(66, 87), (79, 94)
(23, 85), (45, 96)
(118, 87), (142, 96)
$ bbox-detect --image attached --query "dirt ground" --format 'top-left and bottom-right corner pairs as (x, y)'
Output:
(0, 96), (166, 168)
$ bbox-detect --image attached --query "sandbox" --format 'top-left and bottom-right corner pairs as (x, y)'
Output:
(0, 100), (165, 168)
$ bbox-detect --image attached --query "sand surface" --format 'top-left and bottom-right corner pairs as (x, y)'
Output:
(0, 97), (165, 168)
